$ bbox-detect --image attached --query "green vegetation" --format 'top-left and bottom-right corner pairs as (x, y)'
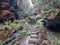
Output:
(28, 17), (37, 25)
(0, 41), (3, 45)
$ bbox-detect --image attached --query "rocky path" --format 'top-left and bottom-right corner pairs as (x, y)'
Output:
(19, 30), (38, 45)
(28, 32), (38, 45)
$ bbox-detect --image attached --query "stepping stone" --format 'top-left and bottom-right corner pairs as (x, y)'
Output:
(31, 32), (37, 34)
(28, 44), (36, 45)
(29, 38), (38, 44)
(30, 34), (38, 38)
(30, 36), (38, 38)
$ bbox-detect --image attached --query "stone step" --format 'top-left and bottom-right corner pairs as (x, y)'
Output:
(28, 44), (36, 45)
(28, 41), (37, 44)
(28, 38), (38, 44)
(30, 34), (37, 36)
(31, 32), (37, 34)
(30, 36), (38, 38)
(30, 34), (38, 38)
